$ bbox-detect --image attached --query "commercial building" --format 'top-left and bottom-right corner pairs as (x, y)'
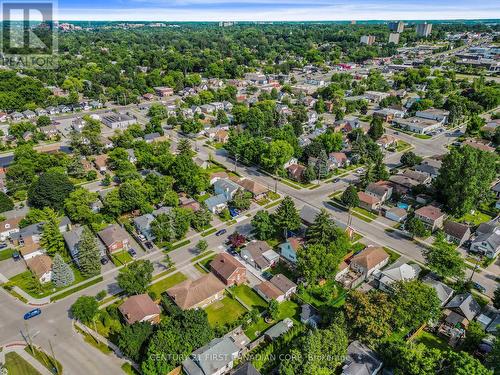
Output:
(101, 112), (136, 129)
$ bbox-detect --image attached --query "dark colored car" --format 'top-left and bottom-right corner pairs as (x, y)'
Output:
(216, 229), (227, 236)
(12, 251), (20, 261)
(128, 248), (137, 257)
(24, 308), (41, 320)
(472, 282), (486, 293)
(100, 257), (109, 265)
(145, 241), (153, 250)
(0, 243), (7, 249)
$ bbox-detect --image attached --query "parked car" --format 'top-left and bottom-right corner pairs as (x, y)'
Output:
(215, 229), (227, 236)
(100, 257), (109, 265)
(24, 308), (41, 320)
(12, 251), (20, 261)
(128, 248), (137, 257)
(0, 243), (7, 249)
(145, 241), (153, 250)
(472, 282), (486, 293)
(138, 234), (146, 242)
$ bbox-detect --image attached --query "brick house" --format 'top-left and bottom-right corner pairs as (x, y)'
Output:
(210, 253), (247, 286)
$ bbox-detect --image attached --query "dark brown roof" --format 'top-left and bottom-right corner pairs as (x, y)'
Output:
(444, 221), (470, 240)
(119, 294), (161, 324)
(270, 274), (296, 293)
(350, 246), (389, 271)
(415, 205), (444, 221)
(255, 281), (283, 300)
(210, 253), (245, 280)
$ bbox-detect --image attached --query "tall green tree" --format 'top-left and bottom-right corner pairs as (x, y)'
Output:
(0, 191), (14, 213)
(52, 253), (75, 288)
(251, 210), (275, 240)
(28, 170), (75, 211)
(77, 227), (102, 278)
(71, 296), (99, 324)
(40, 208), (66, 256)
(117, 260), (154, 295)
(424, 234), (465, 279)
(117, 322), (154, 362)
(341, 185), (359, 208)
(272, 197), (301, 237)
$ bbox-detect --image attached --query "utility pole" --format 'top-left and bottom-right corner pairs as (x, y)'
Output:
(468, 254), (482, 283)
(234, 154), (239, 173)
(48, 340), (59, 374)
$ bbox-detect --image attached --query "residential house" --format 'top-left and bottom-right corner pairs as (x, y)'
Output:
(376, 263), (421, 292)
(183, 337), (240, 375)
(263, 318), (294, 341)
(26, 255), (53, 283)
(240, 240), (279, 271)
(401, 170), (432, 185)
(153, 86), (174, 97)
(22, 110), (36, 119)
(19, 241), (44, 260)
(0, 217), (22, 241)
(414, 158), (442, 179)
(358, 191), (381, 212)
(388, 174), (420, 194)
(210, 171), (230, 185)
(133, 214), (155, 241)
(214, 178), (240, 201)
(385, 207), (408, 222)
(350, 246), (389, 279)
(373, 108), (405, 122)
(10, 112), (23, 121)
(279, 237), (303, 264)
(144, 132), (162, 143)
(232, 363), (261, 375)
(39, 125), (59, 139)
(210, 253), (247, 286)
(287, 164), (306, 182)
(443, 221), (471, 246)
(414, 205), (445, 231)
(300, 205), (321, 226)
(194, 157), (210, 170)
(300, 304), (321, 328)
(470, 223), (500, 258)
(200, 104), (216, 114)
(329, 152), (349, 168)
(376, 134), (397, 149)
(166, 273), (226, 310)
(93, 154), (108, 173)
(270, 274), (297, 298)
(63, 225), (105, 266)
(423, 277), (454, 307)
(415, 108), (449, 125)
(255, 280), (285, 302)
(365, 181), (393, 202)
(215, 129), (229, 144)
(205, 194), (229, 214)
(12, 222), (44, 246)
(443, 293), (481, 329)
(97, 224), (129, 254)
(462, 140), (495, 153)
(118, 294), (161, 325)
(234, 178), (268, 201)
(341, 341), (383, 375)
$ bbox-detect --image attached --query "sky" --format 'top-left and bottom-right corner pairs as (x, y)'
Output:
(24, 0), (500, 21)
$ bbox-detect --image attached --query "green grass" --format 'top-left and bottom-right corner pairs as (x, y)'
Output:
(297, 281), (346, 309)
(268, 262), (298, 282)
(121, 363), (141, 375)
(171, 239), (190, 250)
(205, 296), (247, 327)
(191, 250), (215, 263)
(383, 247), (402, 264)
(201, 228), (217, 237)
(264, 199), (283, 209)
(4, 352), (41, 375)
(75, 325), (112, 355)
(194, 263), (208, 274)
(455, 211), (492, 226)
(151, 267), (176, 281)
(51, 276), (104, 302)
(352, 206), (378, 220)
(351, 210), (374, 223)
(396, 140), (412, 152)
(414, 331), (451, 352)
(198, 255), (216, 270)
(111, 250), (133, 266)
(232, 284), (268, 312)
(351, 242), (365, 253)
(0, 248), (15, 261)
(25, 346), (63, 374)
(148, 272), (187, 296)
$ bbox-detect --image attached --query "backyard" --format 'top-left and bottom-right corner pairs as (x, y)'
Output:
(413, 331), (452, 352)
(147, 272), (187, 297)
(455, 211), (492, 226)
(297, 280), (346, 309)
(205, 295), (247, 327)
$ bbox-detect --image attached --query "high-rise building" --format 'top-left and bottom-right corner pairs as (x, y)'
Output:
(416, 22), (432, 37)
(388, 21), (404, 33)
(360, 35), (376, 45)
(388, 33), (400, 44)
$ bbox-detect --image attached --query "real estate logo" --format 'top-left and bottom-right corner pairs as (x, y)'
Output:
(0, 1), (58, 69)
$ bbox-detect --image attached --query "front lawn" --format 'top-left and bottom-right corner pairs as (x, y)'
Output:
(383, 247), (401, 265)
(111, 250), (133, 266)
(4, 352), (40, 375)
(352, 207), (378, 220)
(148, 272), (187, 297)
(232, 284), (268, 312)
(0, 248), (15, 261)
(205, 296), (247, 327)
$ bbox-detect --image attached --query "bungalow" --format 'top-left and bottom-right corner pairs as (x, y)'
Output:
(27, 255), (53, 283)
(414, 205), (445, 231)
(279, 237), (303, 264)
(300, 304), (321, 328)
(255, 280), (285, 302)
(93, 154), (108, 173)
(10, 112), (23, 121)
(35, 108), (47, 116)
(214, 178), (240, 201)
(119, 294), (161, 325)
(133, 214), (155, 241)
(329, 152), (349, 168)
(373, 108), (405, 122)
(215, 129), (229, 144)
(350, 246), (389, 279)
(287, 164), (306, 182)
(12, 222), (44, 245)
(205, 194), (229, 214)
(200, 104), (216, 114)
(19, 241), (44, 260)
(385, 207), (408, 222)
(0, 217), (22, 241)
(210, 253), (247, 286)
(443, 293), (481, 328)
(269, 274), (297, 298)
(97, 224), (129, 254)
(365, 181), (392, 202)
(342, 341), (383, 375)
(167, 273), (226, 310)
(415, 108), (449, 125)
(183, 337), (240, 375)
(443, 221), (471, 246)
(375, 263), (421, 292)
(233, 363), (262, 375)
(376, 134), (397, 149)
(144, 132), (162, 143)
(470, 223), (500, 259)
(39, 125), (59, 139)
(234, 178), (268, 200)
(263, 318), (294, 341)
(358, 191), (381, 212)
(240, 240), (279, 271)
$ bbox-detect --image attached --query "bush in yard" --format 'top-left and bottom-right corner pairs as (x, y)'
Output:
(71, 296), (99, 324)
(51, 254), (75, 288)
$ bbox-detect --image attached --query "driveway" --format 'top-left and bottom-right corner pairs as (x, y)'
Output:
(0, 257), (26, 278)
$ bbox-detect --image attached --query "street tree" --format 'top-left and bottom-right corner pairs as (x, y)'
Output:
(401, 151), (423, 167)
(424, 234), (466, 279)
(272, 197), (301, 237)
(341, 185), (359, 208)
(406, 217), (429, 238)
(196, 240), (208, 253)
(71, 296), (99, 324)
(117, 260), (154, 295)
(251, 210), (275, 240)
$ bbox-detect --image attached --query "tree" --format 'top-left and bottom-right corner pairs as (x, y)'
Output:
(28, 171), (75, 211)
(191, 206), (212, 232)
(64, 189), (99, 224)
(268, 300), (280, 321)
(442, 351), (492, 375)
(486, 338), (500, 375)
(251, 210), (275, 240)
(176, 139), (192, 156)
(117, 260), (154, 295)
(493, 286), (500, 309)
(77, 227), (102, 278)
(424, 234), (466, 279)
(151, 213), (174, 242)
(51, 253), (75, 288)
(39, 208), (65, 256)
(117, 322), (154, 362)
(230, 189), (252, 211)
(228, 232), (246, 249)
(196, 240), (208, 253)
(434, 146), (497, 216)
(36, 115), (51, 127)
(261, 140), (294, 172)
(71, 296), (99, 324)
(315, 149), (329, 179)
(341, 185), (359, 208)
(0, 191), (14, 213)
(462, 321), (487, 353)
(379, 341), (443, 375)
(368, 117), (384, 140)
(401, 151), (423, 167)
(406, 217), (429, 238)
(391, 280), (441, 331)
(273, 197), (300, 237)
(297, 243), (345, 284)
(466, 114), (486, 135)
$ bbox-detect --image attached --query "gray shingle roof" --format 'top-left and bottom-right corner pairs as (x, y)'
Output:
(342, 340), (382, 375)
(445, 293), (481, 321)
